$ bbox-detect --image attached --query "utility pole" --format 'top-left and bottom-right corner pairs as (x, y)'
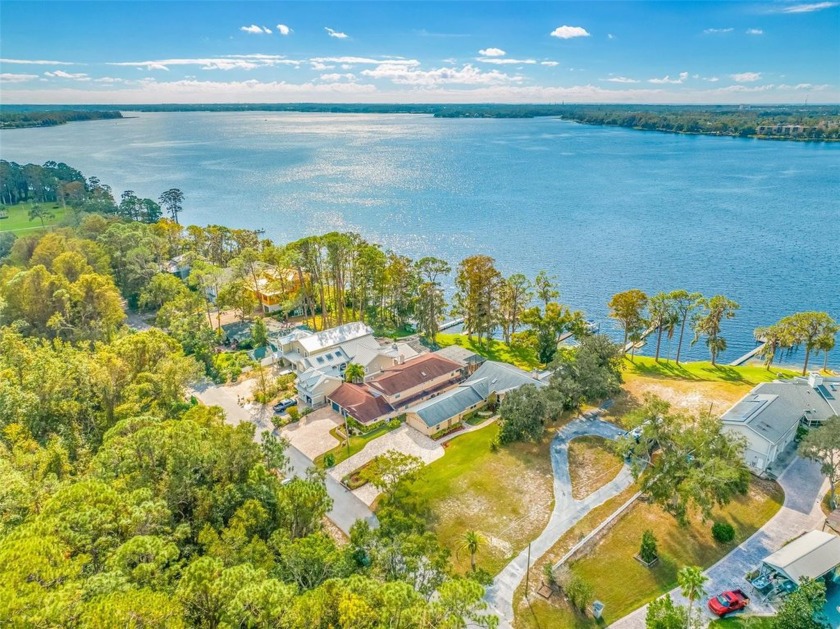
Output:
(524, 542), (532, 597)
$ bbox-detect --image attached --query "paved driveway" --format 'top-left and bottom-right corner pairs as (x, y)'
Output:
(610, 455), (829, 628)
(328, 424), (445, 506)
(281, 406), (342, 460)
(485, 417), (634, 628)
(192, 379), (377, 534)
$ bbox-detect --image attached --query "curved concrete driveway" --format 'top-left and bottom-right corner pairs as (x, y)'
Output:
(610, 455), (829, 628)
(485, 417), (634, 627)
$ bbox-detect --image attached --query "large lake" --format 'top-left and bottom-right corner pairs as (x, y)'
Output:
(1, 112), (838, 365)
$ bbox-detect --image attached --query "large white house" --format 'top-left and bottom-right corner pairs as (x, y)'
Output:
(721, 373), (839, 475)
(272, 322), (418, 408)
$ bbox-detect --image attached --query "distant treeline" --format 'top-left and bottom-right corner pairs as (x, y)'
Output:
(0, 110), (123, 129)
(1, 103), (838, 140)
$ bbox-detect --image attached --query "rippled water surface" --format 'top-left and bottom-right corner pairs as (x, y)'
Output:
(2, 112), (838, 364)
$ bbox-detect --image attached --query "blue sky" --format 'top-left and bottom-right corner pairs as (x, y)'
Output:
(1, 1), (838, 104)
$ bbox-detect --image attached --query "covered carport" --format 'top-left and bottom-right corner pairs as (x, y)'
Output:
(751, 530), (840, 603)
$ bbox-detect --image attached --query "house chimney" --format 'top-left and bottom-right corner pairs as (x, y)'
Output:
(808, 372), (824, 388)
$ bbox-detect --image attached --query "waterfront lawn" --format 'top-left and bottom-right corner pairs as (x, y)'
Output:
(568, 436), (624, 500)
(0, 202), (67, 234)
(568, 478), (784, 625)
(402, 423), (554, 575)
(605, 357), (800, 427)
(315, 422), (396, 468)
(435, 333), (541, 371)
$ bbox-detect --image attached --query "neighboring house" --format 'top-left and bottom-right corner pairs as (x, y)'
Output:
(164, 253), (191, 280)
(327, 354), (465, 426)
(405, 360), (546, 437)
(721, 373), (840, 475)
(296, 368), (344, 408)
(249, 268), (300, 313)
(433, 345), (486, 374)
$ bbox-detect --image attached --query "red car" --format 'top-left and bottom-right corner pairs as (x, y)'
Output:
(707, 589), (750, 617)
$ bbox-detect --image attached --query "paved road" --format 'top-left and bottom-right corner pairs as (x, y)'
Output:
(192, 380), (378, 534)
(485, 417), (634, 627)
(610, 455), (829, 628)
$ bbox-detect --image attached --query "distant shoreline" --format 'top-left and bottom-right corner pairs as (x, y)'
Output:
(1, 104), (837, 142)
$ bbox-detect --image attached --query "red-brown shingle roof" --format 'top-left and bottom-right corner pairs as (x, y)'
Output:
(328, 383), (394, 424)
(367, 354), (462, 396)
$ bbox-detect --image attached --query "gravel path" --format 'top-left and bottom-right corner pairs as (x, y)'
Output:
(610, 455), (829, 628)
(485, 416), (634, 627)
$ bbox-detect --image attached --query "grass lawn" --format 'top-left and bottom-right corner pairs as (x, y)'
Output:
(436, 333), (541, 371)
(315, 422), (397, 468)
(568, 436), (625, 500)
(0, 202), (67, 234)
(513, 484), (641, 629)
(568, 477), (784, 625)
(403, 423), (554, 575)
(605, 356), (801, 428)
(710, 616), (775, 628)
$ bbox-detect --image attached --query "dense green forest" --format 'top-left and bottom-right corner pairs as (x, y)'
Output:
(0, 110), (123, 129)
(0, 165), (498, 627)
(1, 104), (837, 139)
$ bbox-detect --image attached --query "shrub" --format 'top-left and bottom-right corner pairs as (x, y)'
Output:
(490, 438), (500, 453)
(388, 418), (401, 430)
(324, 453), (335, 468)
(287, 406), (300, 422)
(564, 575), (594, 612)
(543, 563), (557, 586)
(712, 521), (735, 543)
(640, 529), (658, 563)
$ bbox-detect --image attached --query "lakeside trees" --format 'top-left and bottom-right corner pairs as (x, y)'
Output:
(754, 312), (839, 373)
(608, 289), (648, 354)
(692, 295), (740, 366)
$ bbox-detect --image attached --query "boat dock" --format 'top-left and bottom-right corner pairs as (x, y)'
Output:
(729, 340), (767, 366)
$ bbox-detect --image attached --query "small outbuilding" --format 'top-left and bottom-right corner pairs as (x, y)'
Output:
(754, 530), (840, 597)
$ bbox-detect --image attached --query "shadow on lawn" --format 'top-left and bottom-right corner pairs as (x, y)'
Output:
(627, 360), (759, 385)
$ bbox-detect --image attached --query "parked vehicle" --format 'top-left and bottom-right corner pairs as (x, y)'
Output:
(707, 589), (750, 617)
(273, 398), (296, 414)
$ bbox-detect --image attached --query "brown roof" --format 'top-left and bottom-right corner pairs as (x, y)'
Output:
(367, 354), (462, 397)
(328, 383), (393, 424)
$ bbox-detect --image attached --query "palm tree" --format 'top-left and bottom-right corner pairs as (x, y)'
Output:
(817, 332), (836, 372)
(678, 565), (708, 628)
(668, 290), (703, 365)
(460, 530), (483, 572)
(649, 292), (676, 363)
(344, 362), (365, 384)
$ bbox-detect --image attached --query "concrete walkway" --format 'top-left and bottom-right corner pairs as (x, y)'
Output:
(610, 455), (829, 628)
(192, 380), (377, 535)
(485, 417), (634, 627)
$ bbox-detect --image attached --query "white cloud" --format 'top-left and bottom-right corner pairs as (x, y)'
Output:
(0, 58), (77, 65)
(648, 71), (689, 84)
(704, 76), (720, 82)
(277, 24), (291, 36)
(605, 76), (640, 83)
(240, 24), (272, 34)
(477, 57), (536, 65)
(731, 71), (762, 82)
(0, 73), (38, 82)
(773, 2), (838, 13)
(310, 56), (419, 67)
(478, 47), (506, 57)
(108, 55), (300, 71)
(325, 27), (349, 39)
(703, 27), (734, 34)
(44, 70), (90, 81)
(746, 28), (764, 35)
(361, 63), (521, 86)
(550, 25), (591, 39)
(310, 61), (334, 71)
(320, 73), (356, 81)
(93, 77), (125, 84)
(541, 61), (559, 67)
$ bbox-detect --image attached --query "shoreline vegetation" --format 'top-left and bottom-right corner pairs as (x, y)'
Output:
(1, 104), (838, 140)
(0, 110), (123, 129)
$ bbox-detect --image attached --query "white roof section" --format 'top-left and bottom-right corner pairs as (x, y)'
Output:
(296, 367), (342, 393)
(298, 322), (373, 354)
(722, 379), (838, 445)
(302, 347), (350, 372)
(762, 530), (840, 584)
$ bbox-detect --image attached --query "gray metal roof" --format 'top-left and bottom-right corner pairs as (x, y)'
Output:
(762, 530), (840, 583)
(722, 379), (838, 444)
(434, 345), (486, 366)
(409, 360), (543, 427)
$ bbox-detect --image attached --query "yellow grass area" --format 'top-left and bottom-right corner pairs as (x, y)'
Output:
(568, 436), (625, 500)
(603, 356), (799, 427)
(403, 423), (555, 575)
